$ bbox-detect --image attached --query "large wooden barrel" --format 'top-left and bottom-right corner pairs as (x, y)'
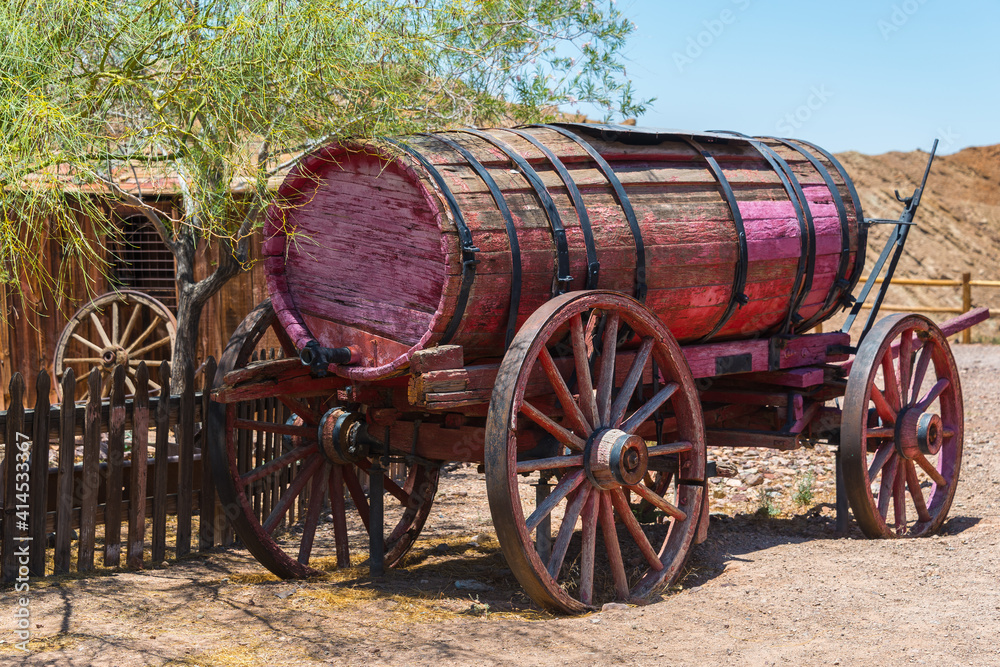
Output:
(262, 124), (865, 380)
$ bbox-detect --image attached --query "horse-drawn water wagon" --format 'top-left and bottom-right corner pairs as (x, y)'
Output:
(210, 124), (988, 613)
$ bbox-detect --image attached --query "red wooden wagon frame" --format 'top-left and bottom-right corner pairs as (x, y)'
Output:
(209, 125), (989, 613)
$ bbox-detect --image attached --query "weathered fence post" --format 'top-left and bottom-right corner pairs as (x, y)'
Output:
(962, 272), (973, 344)
(177, 361), (195, 557)
(151, 361), (170, 564)
(199, 357), (217, 551)
(29, 372), (51, 576)
(128, 363), (150, 569)
(54, 370), (76, 574)
(104, 365), (126, 567)
(1, 373), (25, 583)
(78, 369), (102, 572)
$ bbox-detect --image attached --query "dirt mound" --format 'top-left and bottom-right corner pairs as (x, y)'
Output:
(831, 144), (1000, 340)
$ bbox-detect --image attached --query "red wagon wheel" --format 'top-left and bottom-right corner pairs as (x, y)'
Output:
(486, 291), (705, 613)
(209, 299), (439, 578)
(841, 314), (963, 538)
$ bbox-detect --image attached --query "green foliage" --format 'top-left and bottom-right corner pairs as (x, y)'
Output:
(793, 472), (816, 507)
(755, 488), (780, 518)
(0, 0), (646, 304)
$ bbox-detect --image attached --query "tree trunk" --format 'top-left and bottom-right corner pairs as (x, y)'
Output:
(170, 284), (207, 398)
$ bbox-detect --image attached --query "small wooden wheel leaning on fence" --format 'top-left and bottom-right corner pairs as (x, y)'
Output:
(209, 299), (439, 579)
(841, 313), (963, 537)
(53, 289), (177, 401)
(485, 290), (706, 614)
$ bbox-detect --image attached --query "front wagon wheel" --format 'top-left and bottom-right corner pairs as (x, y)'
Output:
(485, 291), (706, 613)
(841, 314), (963, 538)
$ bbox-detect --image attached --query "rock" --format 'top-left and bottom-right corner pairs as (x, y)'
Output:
(713, 489), (727, 499)
(731, 493), (747, 503)
(725, 478), (743, 488)
(601, 602), (630, 612)
(275, 588), (296, 600)
(746, 473), (765, 487)
(455, 579), (493, 592)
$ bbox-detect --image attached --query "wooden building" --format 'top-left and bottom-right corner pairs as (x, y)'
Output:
(0, 192), (267, 408)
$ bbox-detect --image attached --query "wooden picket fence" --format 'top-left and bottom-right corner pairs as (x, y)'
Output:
(0, 357), (235, 582)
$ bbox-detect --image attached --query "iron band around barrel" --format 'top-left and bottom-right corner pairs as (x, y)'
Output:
(536, 123), (647, 303)
(423, 133), (523, 349)
(383, 137), (478, 346)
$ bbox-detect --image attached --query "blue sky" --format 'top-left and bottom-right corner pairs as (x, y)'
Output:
(592, 0), (999, 155)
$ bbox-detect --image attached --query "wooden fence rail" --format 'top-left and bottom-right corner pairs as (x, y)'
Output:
(838, 272), (1000, 343)
(0, 357), (234, 582)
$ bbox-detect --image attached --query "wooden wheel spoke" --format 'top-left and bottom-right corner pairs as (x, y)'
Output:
(329, 465), (350, 568)
(631, 482), (687, 522)
(866, 426), (895, 439)
(241, 444), (317, 487)
(538, 346), (592, 437)
(276, 396), (321, 426)
(867, 440), (895, 479)
(595, 312), (620, 427)
(909, 343), (934, 405)
(520, 400), (586, 451)
(598, 491), (629, 600)
(516, 456), (583, 474)
(343, 468), (371, 531)
(898, 329), (915, 405)
(124, 376), (136, 394)
(904, 460), (932, 523)
(570, 314), (599, 429)
(89, 312), (113, 348)
(525, 470), (585, 532)
(609, 336), (654, 428)
(72, 333), (104, 354)
(297, 465), (330, 564)
(870, 386), (897, 426)
(609, 488), (663, 572)
(262, 455), (323, 534)
(914, 452), (948, 488)
(622, 382), (678, 434)
(126, 316), (163, 354)
(892, 462), (907, 532)
(119, 304), (142, 349)
(111, 302), (120, 344)
(131, 335), (172, 358)
(647, 440), (693, 457)
(579, 491), (599, 606)
(914, 377), (950, 413)
(547, 485), (591, 578)
(877, 455), (898, 519)
(234, 418), (315, 439)
(881, 352), (902, 412)
(63, 357), (105, 364)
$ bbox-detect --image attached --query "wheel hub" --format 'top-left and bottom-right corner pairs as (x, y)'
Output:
(318, 408), (368, 464)
(101, 346), (128, 368)
(895, 408), (944, 459)
(584, 428), (649, 490)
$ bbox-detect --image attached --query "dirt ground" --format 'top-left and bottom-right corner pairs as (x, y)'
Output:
(2, 344), (998, 667)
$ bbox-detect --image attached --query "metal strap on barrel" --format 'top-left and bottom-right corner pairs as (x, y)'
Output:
(457, 128), (572, 295)
(423, 132), (523, 349)
(765, 136), (852, 331)
(534, 124), (647, 302)
(506, 127), (600, 290)
(712, 131), (816, 336)
(785, 137), (868, 306)
(383, 137), (479, 345)
(677, 137), (750, 342)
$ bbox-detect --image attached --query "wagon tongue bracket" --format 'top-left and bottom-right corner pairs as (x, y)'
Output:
(841, 139), (939, 344)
